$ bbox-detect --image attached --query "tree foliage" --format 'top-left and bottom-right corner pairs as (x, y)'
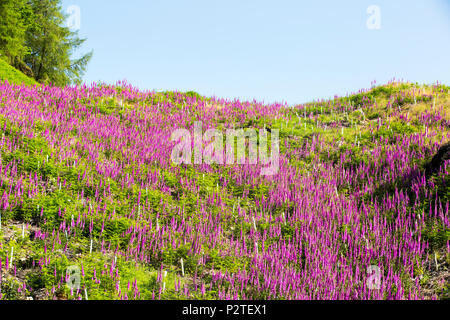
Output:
(0, 0), (28, 64)
(0, 0), (92, 86)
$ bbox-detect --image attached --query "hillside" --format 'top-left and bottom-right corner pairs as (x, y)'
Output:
(0, 59), (38, 86)
(0, 80), (448, 300)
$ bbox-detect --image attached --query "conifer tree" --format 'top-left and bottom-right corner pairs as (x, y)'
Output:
(0, 0), (28, 64)
(23, 0), (92, 86)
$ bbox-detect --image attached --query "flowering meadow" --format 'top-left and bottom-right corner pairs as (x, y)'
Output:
(0, 79), (448, 300)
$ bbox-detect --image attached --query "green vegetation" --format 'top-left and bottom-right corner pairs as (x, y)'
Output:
(0, 76), (448, 300)
(0, 58), (37, 85)
(0, 0), (92, 86)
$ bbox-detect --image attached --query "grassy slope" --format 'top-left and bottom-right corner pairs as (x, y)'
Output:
(0, 81), (448, 300)
(0, 59), (37, 86)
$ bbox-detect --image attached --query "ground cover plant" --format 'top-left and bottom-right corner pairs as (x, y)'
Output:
(0, 79), (448, 300)
(0, 59), (37, 86)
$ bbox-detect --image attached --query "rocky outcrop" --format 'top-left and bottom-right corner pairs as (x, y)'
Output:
(426, 142), (450, 177)
(14, 59), (34, 78)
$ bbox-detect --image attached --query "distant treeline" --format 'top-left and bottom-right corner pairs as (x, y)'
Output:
(0, 0), (92, 86)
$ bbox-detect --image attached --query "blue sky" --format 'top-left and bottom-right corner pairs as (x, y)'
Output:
(62, 0), (450, 104)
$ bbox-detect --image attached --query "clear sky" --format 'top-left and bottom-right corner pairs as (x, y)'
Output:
(61, 0), (450, 104)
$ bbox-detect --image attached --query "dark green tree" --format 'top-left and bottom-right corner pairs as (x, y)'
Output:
(24, 0), (92, 86)
(0, 0), (28, 65)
